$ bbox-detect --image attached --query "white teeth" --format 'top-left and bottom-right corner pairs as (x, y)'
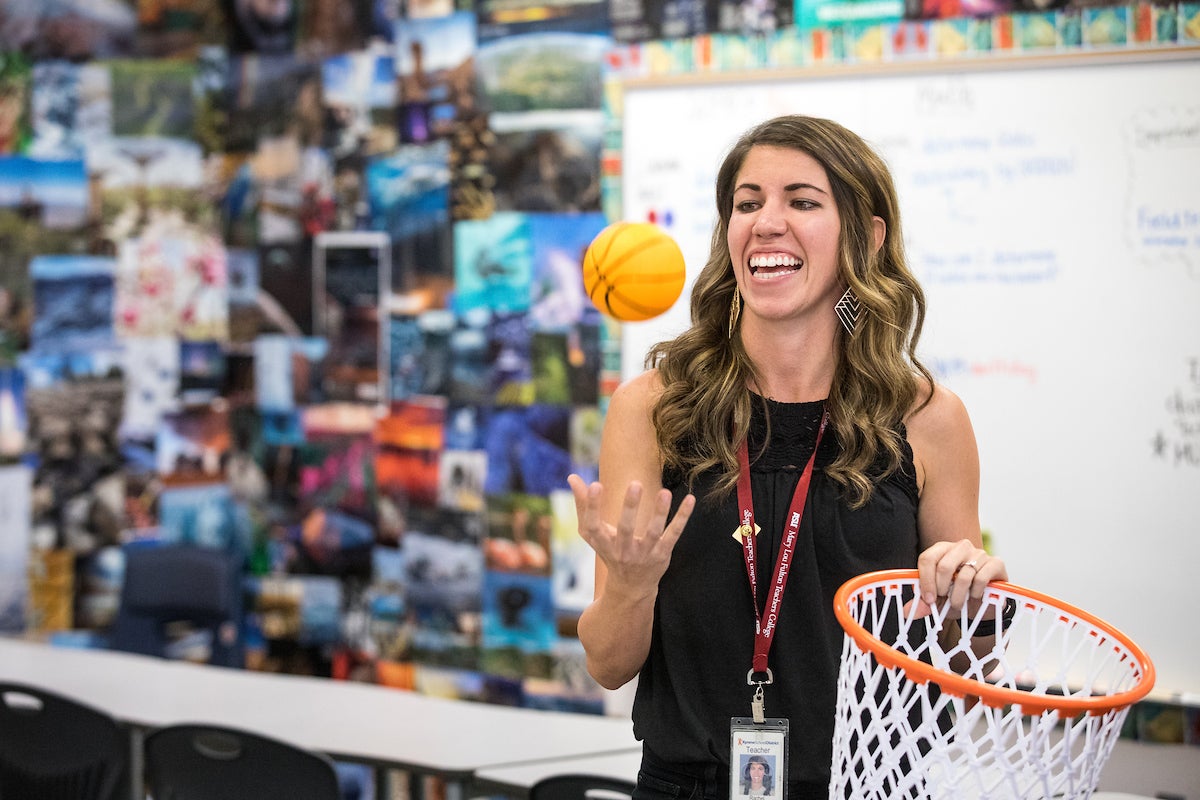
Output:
(755, 267), (798, 279)
(749, 255), (800, 269)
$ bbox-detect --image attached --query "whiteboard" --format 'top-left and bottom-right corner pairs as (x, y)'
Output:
(619, 52), (1200, 699)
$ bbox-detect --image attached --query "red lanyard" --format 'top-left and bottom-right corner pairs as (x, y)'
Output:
(736, 411), (828, 676)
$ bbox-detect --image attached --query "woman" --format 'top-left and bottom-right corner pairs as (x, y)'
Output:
(568, 115), (1009, 799)
(741, 755), (774, 797)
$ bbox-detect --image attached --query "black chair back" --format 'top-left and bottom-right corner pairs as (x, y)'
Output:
(109, 544), (244, 667)
(529, 774), (637, 800)
(0, 682), (127, 800)
(143, 723), (342, 800)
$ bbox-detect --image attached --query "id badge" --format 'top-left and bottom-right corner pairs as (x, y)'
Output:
(730, 717), (788, 800)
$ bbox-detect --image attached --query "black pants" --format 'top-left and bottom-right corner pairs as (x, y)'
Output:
(634, 747), (726, 800)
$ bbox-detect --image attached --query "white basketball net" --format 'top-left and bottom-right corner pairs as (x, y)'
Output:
(830, 571), (1153, 800)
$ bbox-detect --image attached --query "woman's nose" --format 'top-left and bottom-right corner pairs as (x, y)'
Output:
(752, 204), (785, 235)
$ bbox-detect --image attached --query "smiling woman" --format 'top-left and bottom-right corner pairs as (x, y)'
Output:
(567, 114), (1007, 800)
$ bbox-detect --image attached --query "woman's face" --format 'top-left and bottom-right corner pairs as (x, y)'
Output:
(727, 144), (844, 331)
(748, 761), (766, 785)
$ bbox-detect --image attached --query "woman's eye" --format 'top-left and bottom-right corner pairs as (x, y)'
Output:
(793, 199), (818, 210)
(735, 200), (760, 213)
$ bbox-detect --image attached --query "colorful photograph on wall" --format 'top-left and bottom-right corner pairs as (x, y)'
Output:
(404, 508), (485, 668)
(299, 403), (378, 518)
(448, 109), (498, 222)
(388, 313), (424, 402)
(527, 211), (605, 331)
(321, 49), (399, 160)
(482, 404), (571, 496)
(531, 331), (570, 405)
(569, 404), (601, 480)
(0, 1), (137, 62)
(157, 404), (232, 485)
(365, 140), (453, 293)
(437, 448), (487, 512)
(250, 134), (337, 243)
(87, 135), (214, 240)
(29, 61), (87, 160)
(114, 229), (230, 342)
(568, 323), (602, 405)
(447, 314), (490, 405)
(158, 481), (243, 549)
(227, 0), (299, 55)
(487, 113), (603, 212)
(484, 492), (552, 575)
(221, 55), (323, 152)
(294, 0), (375, 58)
(444, 402), (489, 451)
(481, 569), (556, 655)
(393, 11), (477, 144)
(366, 543), (412, 662)
(118, 336), (180, 448)
(453, 212), (534, 313)
(487, 311), (533, 404)
(255, 334), (327, 413)
(227, 248), (263, 342)
(375, 395), (446, 508)
(0, 52), (31, 155)
(108, 59), (198, 139)
(134, 0), (230, 58)
(476, 32), (607, 113)
(415, 309), (455, 396)
(30, 255), (115, 353)
(0, 221), (94, 359)
(0, 156), (89, 230)
(476, 0), (610, 39)
(178, 340), (227, 404)
(292, 506), (376, 577)
(21, 347), (125, 553)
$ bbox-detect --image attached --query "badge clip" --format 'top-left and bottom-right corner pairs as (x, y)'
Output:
(747, 668), (773, 724)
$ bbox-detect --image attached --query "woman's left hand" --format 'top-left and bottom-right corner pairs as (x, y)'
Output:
(913, 538), (1008, 617)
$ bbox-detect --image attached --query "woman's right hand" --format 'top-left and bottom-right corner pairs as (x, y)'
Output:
(567, 474), (695, 599)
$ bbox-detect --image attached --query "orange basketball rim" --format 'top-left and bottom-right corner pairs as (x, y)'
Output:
(833, 568), (1155, 716)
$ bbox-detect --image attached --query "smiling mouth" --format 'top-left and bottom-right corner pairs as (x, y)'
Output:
(748, 254), (803, 277)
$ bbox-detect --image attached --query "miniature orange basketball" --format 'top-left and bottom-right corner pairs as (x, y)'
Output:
(582, 221), (686, 322)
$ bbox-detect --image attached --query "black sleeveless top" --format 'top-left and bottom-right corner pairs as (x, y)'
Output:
(632, 398), (920, 795)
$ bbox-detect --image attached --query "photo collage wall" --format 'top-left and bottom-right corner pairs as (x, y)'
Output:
(0, 0), (626, 712)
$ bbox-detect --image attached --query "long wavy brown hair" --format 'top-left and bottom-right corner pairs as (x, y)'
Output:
(647, 115), (934, 508)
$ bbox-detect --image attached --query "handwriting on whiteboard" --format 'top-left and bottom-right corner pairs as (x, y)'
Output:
(1126, 108), (1200, 271)
(1152, 356), (1200, 468)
